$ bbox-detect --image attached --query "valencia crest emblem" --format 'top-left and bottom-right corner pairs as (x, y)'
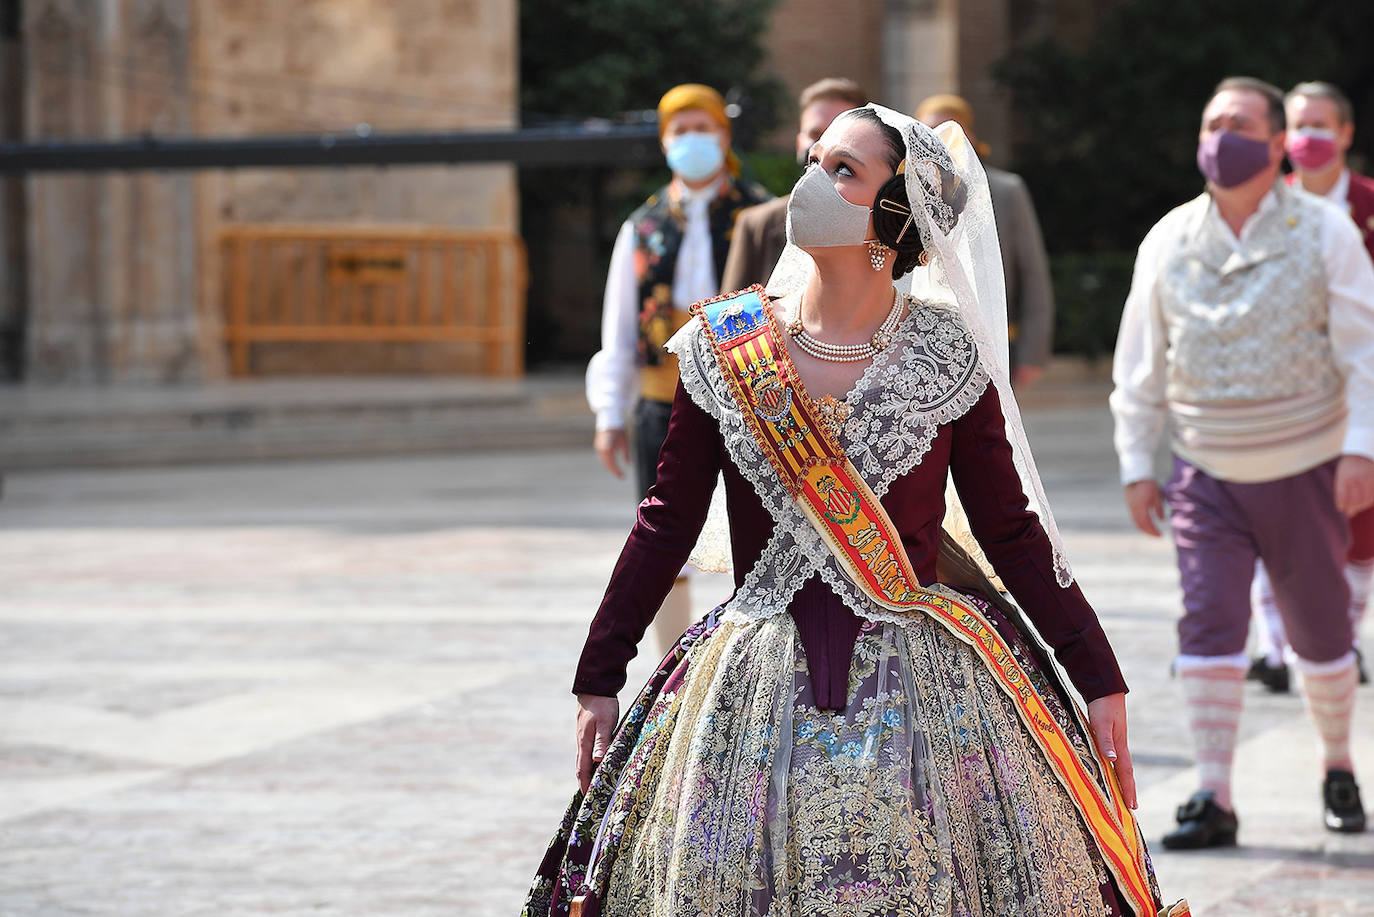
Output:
(750, 363), (793, 425)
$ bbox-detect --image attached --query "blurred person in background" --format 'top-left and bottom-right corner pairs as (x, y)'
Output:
(916, 93), (1055, 390)
(585, 84), (772, 658)
(1248, 80), (1374, 693)
(1111, 77), (1374, 848)
(719, 77), (867, 292)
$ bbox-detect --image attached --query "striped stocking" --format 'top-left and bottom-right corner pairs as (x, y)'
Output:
(1348, 560), (1373, 646)
(1299, 659), (1358, 771)
(1179, 665), (1246, 811)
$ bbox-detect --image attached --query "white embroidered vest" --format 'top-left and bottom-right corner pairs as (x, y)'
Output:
(1156, 184), (1346, 481)
(667, 300), (989, 627)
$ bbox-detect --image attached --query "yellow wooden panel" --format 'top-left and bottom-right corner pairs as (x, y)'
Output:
(219, 225), (526, 376)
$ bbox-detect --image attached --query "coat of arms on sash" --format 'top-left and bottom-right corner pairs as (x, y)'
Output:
(747, 360), (793, 425)
(816, 473), (861, 525)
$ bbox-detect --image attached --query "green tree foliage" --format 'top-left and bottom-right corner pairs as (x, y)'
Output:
(997, 0), (1374, 254)
(518, 0), (786, 364)
(520, 0), (783, 125)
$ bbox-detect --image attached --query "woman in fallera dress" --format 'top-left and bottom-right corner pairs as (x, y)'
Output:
(523, 104), (1186, 917)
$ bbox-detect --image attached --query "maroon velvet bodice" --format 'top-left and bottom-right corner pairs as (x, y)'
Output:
(572, 380), (1127, 710)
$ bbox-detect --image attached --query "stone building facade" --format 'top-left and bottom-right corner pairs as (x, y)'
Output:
(3, 0), (517, 384)
(764, 0), (1122, 170)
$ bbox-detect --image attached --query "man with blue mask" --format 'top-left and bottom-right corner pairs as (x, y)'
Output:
(586, 83), (771, 657)
(1111, 76), (1374, 848)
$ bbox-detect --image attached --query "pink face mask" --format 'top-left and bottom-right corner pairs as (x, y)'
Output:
(1287, 127), (1339, 172)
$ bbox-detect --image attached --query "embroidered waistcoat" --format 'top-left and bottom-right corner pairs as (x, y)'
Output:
(630, 177), (771, 401)
(1156, 183), (1346, 479)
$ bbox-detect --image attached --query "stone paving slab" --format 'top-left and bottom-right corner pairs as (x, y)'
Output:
(0, 404), (1371, 914)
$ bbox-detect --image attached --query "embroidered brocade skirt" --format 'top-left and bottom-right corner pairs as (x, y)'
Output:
(523, 594), (1155, 917)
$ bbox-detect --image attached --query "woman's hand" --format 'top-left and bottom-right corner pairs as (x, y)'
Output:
(575, 693), (619, 793)
(1086, 692), (1137, 810)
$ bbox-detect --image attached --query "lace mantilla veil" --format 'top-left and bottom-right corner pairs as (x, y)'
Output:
(689, 103), (1074, 589)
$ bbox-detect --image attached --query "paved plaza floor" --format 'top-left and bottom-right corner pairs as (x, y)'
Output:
(1, 394), (1371, 914)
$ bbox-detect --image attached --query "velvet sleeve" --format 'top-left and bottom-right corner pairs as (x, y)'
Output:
(949, 385), (1128, 701)
(571, 380), (723, 697)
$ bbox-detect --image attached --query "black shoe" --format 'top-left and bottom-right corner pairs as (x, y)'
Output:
(1357, 649), (1369, 686)
(1246, 655), (1290, 693)
(1162, 790), (1238, 850)
(1323, 769), (1367, 833)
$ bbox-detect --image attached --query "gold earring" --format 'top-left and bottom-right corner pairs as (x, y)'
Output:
(867, 240), (889, 272)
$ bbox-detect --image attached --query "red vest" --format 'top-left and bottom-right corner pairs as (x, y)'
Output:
(1287, 169), (1374, 261)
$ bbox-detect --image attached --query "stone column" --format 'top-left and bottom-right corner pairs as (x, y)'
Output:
(0, 2), (27, 381)
(881, 0), (960, 117)
(954, 0), (1012, 169)
(24, 0), (107, 382)
(24, 0), (201, 384)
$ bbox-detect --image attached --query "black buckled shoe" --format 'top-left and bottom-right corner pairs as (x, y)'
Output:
(1323, 769), (1367, 833)
(1161, 790), (1239, 850)
(1246, 655), (1290, 693)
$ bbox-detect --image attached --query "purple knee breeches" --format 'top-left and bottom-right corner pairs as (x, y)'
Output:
(1164, 456), (1352, 663)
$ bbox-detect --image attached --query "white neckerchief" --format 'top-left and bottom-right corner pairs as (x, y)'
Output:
(673, 182), (720, 309)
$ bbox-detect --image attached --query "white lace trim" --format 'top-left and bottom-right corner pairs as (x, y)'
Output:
(842, 301), (989, 497)
(668, 303), (988, 625)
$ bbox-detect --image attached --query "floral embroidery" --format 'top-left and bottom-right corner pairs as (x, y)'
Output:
(526, 602), (1130, 916)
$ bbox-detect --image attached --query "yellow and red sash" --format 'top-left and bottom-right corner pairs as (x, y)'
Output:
(694, 285), (1187, 917)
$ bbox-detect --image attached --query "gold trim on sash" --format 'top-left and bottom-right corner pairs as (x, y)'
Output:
(693, 285), (1184, 917)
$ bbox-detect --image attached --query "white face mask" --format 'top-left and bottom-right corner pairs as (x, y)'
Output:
(785, 164), (872, 249)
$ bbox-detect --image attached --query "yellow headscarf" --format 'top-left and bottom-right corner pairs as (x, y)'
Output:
(656, 83), (740, 176)
(657, 84), (731, 137)
(915, 93), (992, 159)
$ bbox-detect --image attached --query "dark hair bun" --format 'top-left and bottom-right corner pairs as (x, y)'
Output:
(871, 174), (924, 255)
(874, 161), (970, 279)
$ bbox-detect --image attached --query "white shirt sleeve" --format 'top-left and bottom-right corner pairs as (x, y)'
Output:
(1320, 203), (1374, 461)
(585, 220), (641, 432)
(1109, 222), (1173, 484)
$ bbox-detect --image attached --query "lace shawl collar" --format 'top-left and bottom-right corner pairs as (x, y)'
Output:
(667, 299), (989, 624)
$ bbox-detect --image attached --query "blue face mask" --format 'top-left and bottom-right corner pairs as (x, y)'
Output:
(665, 132), (726, 182)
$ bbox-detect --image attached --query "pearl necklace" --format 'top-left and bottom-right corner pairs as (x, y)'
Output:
(785, 292), (908, 363)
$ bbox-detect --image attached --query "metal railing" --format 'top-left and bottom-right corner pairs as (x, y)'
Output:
(220, 224), (526, 376)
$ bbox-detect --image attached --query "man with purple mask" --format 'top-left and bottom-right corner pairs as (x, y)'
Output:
(1111, 77), (1374, 848)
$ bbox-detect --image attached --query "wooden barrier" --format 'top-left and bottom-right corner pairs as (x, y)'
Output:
(220, 225), (526, 376)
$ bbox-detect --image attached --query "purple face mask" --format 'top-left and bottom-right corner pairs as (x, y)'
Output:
(1197, 130), (1273, 189)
